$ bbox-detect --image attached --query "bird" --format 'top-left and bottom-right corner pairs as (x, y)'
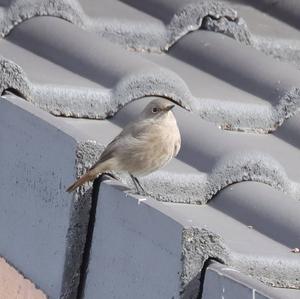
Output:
(66, 97), (181, 193)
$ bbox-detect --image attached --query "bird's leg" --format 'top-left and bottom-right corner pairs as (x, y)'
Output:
(130, 174), (141, 193)
(129, 174), (148, 195)
(134, 176), (146, 194)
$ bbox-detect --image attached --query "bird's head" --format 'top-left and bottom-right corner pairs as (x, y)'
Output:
(141, 98), (175, 120)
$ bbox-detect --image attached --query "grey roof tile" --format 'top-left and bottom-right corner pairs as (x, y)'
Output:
(274, 114), (300, 149)
(0, 38), (101, 87)
(210, 182), (300, 248)
(241, 0), (300, 31)
(83, 180), (300, 297)
(6, 17), (153, 86)
(0, 95), (86, 298)
(221, 1), (300, 68)
(202, 262), (300, 299)
(141, 51), (264, 105)
(96, 98), (300, 204)
(78, 0), (161, 22)
(0, 0), (243, 51)
(1, 8), (300, 132)
(2, 0), (300, 67)
(226, 1), (300, 38)
(1, 0), (300, 298)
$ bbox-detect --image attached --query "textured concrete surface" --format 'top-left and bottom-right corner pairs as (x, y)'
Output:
(243, 0), (300, 31)
(222, 0), (300, 68)
(0, 95), (91, 298)
(83, 181), (183, 299)
(2, 94), (299, 297)
(210, 182), (300, 248)
(0, 0), (244, 51)
(83, 180), (300, 298)
(202, 262), (300, 299)
(1, 15), (300, 132)
(1, 0), (300, 68)
(83, 97), (300, 205)
(1, 0), (300, 298)
(0, 257), (46, 299)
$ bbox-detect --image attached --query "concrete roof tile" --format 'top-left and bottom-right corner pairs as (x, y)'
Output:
(1, 0), (300, 298)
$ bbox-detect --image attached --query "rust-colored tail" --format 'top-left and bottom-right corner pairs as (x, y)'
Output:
(66, 168), (98, 193)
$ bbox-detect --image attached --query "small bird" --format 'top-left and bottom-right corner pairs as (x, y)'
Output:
(66, 98), (181, 193)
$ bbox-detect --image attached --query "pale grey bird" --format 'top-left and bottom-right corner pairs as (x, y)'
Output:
(66, 98), (181, 193)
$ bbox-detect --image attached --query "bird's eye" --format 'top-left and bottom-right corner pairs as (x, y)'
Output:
(152, 107), (159, 113)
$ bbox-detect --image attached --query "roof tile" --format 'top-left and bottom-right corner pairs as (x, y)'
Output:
(1, 0), (300, 298)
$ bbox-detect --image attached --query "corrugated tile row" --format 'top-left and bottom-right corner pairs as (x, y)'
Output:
(1, 0), (300, 298)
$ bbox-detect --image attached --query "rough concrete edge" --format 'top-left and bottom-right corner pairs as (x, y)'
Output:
(0, 95), (95, 299)
(202, 8), (300, 69)
(91, 0), (247, 51)
(60, 140), (105, 299)
(3, 0), (300, 68)
(0, 55), (31, 99)
(195, 87), (300, 133)
(33, 135), (300, 207)
(180, 228), (300, 296)
(0, 0), (251, 52)
(18, 66), (195, 117)
(0, 94), (85, 299)
(2, 54), (300, 133)
(21, 122), (297, 207)
(204, 261), (286, 299)
(231, 253), (300, 290)
(140, 150), (300, 204)
(0, 94), (107, 298)
(0, 95), (107, 298)
(0, 0), (85, 38)
(205, 150), (299, 201)
(252, 35), (300, 70)
(60, 190), (92, 299)
(0, 256), (48, 298)
(92, 180), (300, 294)
(201, 15), (253, 46)
(21, 70), (300, 134)
(164, 0), (240, 50)
(180, 228), (230, 297)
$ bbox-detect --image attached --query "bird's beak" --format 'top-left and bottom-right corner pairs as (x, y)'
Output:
(164, 105), (175, 112)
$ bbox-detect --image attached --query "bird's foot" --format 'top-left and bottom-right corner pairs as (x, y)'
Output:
(136, 188), (151, 197)
(129, 174), (151, 197)
(127, 188), (151, 199)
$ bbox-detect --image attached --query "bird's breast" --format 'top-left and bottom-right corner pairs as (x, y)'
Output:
(122, 117), (181, 176)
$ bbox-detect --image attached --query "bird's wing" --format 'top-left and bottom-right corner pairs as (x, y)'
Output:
(90, 120), (151, 169)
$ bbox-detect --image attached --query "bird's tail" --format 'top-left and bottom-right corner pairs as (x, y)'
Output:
(66, 167), (99, 193)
